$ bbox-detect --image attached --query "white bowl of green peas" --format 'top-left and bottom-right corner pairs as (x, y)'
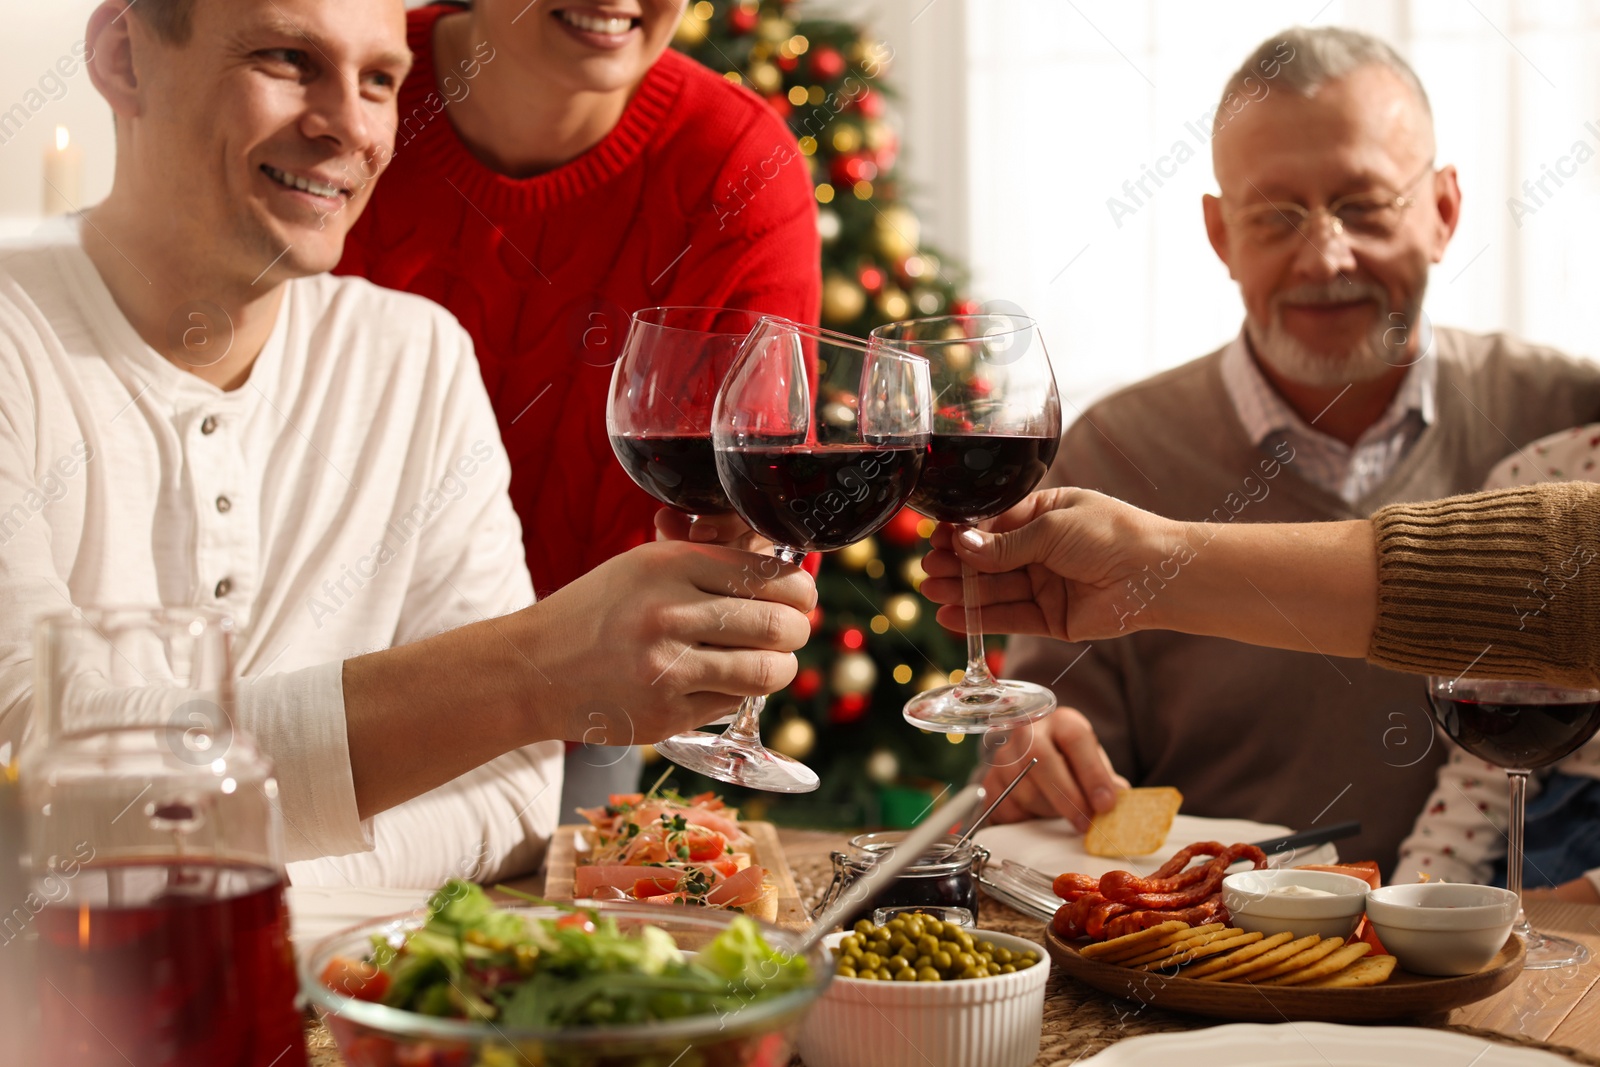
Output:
(799, 912), (1048, 1067)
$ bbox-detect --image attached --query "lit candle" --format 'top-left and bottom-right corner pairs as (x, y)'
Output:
(42, 126), (83, 217)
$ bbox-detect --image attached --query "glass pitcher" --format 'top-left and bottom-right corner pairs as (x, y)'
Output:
(21, 607), (306, 1067)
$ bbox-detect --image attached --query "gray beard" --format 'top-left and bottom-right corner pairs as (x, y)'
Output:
(1245, 287), (1425, 388)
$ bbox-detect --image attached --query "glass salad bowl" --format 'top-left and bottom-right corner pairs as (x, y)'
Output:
(300, 894), (832, 1067)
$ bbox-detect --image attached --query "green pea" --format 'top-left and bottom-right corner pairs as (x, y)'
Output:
(889, 934), (911, 955)
(955, 932), (975, 951)
(986, 963), (1003, 976)
(913, 954), (932, 969)
(840, 935), (861, 954)
(903, 917), (925, 939)
(837, 964), (857, 978)
(1000, 963), (1016, 974)
(887, 918), (907, 934)
(893, 966), (917, 982)
(959, 966), (983, 980)
(862, 951), (882, 970)
(830, 945), (843, 958)
(977, 953), (993, 967)
(932, 950), (952, 970)
(1015, 956), (1036, 969)
(955, 952), (975, 971)
(916, 966), (941, 982)
(886, 955), (908, 972)
(853, 920), (874, 936)
(917, 934), (940, 958)
(857, 969), (878, 981)
(939, 939), (962, 958)
(994, 948), (1014, 965)
(977, 940), (996, 955)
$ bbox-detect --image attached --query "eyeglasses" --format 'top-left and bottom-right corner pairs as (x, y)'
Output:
(1225, 161), (1436, 247)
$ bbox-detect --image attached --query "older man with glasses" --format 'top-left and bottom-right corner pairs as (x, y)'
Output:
(977, 25), (1600, 876)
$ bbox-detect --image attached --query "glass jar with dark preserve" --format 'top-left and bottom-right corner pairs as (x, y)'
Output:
(815, 831), (989, 928)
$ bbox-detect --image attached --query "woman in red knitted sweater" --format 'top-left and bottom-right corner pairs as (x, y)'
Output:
(337, 0), (820, 808)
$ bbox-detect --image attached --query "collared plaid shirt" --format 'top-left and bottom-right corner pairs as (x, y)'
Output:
(1220, 325), (1437, 504)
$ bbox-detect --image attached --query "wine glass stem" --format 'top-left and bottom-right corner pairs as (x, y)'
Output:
(960, 531), (996, 689)
(718, 544), (806, 746)
(1506, 768), (1534, 936)
(720, 696), (766, 744)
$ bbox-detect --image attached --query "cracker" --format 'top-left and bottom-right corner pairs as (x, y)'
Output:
(1182, 932), (1299, 980)
(1137, 929), (1262, 971)
(1085, 787), (1184, 857)
(1079, 920), (1191, 961)
(1303, 954), (1397, 988)
(1261, 942), (1372, 986)
(1098, 923), (1224, 964)
(1246, 937), (1346, 981)
(1117, 926), (1234, 968)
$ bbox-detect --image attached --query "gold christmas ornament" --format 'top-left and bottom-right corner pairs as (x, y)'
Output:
(831, 651), (877, 695)
(916, 669), (946, 692)
(873, 204), (921, 261)
(838, 537), (877, 569)
(831, 125), (862, 153)
(892, 664), (914, 685)
(941, 341), (974, 373)
(913, 287), (942, 315)
(758, 16), (795, 42)
(864, 559), (885, 579)
(748, 61), (783, 95)
(863, 118), (894, 152)
(816, 208), (841, 243)
(877, 286), (910, 321)
(673, 9), (709, 46)
(770, 716), (815, 760)
(902, 556), (927, 589)
(887, 594), (919, 624)
(865, 747), (899, 784)
(822, 272), (867, 322)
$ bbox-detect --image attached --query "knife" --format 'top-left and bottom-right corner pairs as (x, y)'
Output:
(1250, 820), (1361, 859)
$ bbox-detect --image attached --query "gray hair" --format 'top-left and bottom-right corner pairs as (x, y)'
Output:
(1215, 26), (1431, 134)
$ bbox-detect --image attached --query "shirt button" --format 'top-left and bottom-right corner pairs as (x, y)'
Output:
(216, 495), (232, 513)
(201, 415), (218, 435)
(214, 577), (233, 598)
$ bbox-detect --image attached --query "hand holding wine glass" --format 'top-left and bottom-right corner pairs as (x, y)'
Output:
(647, 317), (932, 792)
(869, 313), (1062, 733)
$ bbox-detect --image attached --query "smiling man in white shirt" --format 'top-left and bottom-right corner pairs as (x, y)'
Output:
(0, 0), (815, 888)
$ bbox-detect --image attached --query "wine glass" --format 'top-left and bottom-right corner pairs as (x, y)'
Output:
(607, 306), (768, 521)
(649, 318), (932, 792)
(1425, 675), (1600, 969)
(870, 313), (1062, 733)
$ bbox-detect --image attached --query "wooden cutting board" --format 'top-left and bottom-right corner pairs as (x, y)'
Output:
(542, 820), (810, 930)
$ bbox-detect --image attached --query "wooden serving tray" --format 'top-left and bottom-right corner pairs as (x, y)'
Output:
(1044, 926), (1525, 1023)
(542, 820), (810, 930)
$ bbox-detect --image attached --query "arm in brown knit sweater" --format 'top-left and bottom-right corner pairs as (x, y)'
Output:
(919, 483), (1600, 688)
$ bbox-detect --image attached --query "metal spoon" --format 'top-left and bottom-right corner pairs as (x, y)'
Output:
(796, 782), (986, 955)
(954, 757), (1037, 851)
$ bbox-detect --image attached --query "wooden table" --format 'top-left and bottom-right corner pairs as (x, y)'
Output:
(306, 827), (1600, 1065)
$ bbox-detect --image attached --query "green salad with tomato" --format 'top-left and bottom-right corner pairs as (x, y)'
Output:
(321, 879), (812, 1029)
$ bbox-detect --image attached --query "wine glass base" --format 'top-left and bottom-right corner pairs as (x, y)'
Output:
(1522, 928), (1592, 970)
(903, 680), (1057, 734)
(654, 732), (820, 793)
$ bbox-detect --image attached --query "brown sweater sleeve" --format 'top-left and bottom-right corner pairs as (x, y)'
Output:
(1367, 482), (1600, 687)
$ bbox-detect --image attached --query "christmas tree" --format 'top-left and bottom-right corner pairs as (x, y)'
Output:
(652, 0), (995, 827)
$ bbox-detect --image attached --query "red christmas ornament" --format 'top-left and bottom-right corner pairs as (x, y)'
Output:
(950, 298), (982, 317)
(969, 378), (992, 397)
(776, 54), (799, 73)
(810, 45), (846, 80)
(881, 507), (924, 548)
(839, 627), (866, 651)
(765, 94), (792, 119)
(830, 692), (869, 724)
(830, 152), (879, 187)
(858, 264), (885, 294)
(808, 605), (825, 632)
(792, 666), (822, 700)
(728, 5), (759, 34)
(856, 89), (884, 118)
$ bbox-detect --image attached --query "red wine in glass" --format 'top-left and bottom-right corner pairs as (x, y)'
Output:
(870, 314), (1062, 733)
(36, 859), (307, 1067)
(609, 432), (732, 515)
(653, 318), (930, 793)
(910, 433), (1060, 525)
(717, 441), (926, 552)
(1426, 676), (1600, 970)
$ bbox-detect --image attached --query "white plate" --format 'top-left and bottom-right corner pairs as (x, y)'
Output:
(1076, 1022), (1570, 1066)
(973, 814), (1340, 880)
